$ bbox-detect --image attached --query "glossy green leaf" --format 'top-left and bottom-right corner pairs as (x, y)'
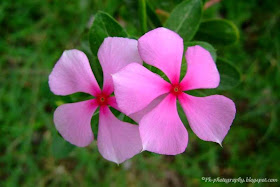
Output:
(165, 0), (202, 42)
(89, 11), (127, 56)
(194, 19), (239, 46)
(184, 41), (217, 61)
(216, 58), (241, 90)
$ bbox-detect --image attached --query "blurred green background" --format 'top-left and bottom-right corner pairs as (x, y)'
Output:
(1, 0), (279, 186)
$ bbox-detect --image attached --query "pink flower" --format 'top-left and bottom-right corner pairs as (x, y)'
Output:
(112, 28), (236, 155)
(49, 37), (143, 163)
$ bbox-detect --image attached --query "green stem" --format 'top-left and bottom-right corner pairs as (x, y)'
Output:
(139, 0), (148, 34)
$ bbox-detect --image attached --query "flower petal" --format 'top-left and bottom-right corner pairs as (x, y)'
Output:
(49, 49), (101, 96)
(107, 96), (119, 111)
(98, 37), (142, 95)
(97, 106), (142, 164)
(178, 93), (236, 145)
(138, 27), (183, 84)
(112, 63), (170, 115)
(53, 99), (98, 147)
(129, 94), (166, 123)
(140, 94), (188, 155)
(180, 45), (220, 91)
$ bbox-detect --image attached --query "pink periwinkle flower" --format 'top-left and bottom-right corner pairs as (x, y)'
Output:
(112, 28), (236, 155)
(49, 37), (143, 163)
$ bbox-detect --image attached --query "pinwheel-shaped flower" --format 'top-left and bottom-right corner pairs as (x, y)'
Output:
(49, 37), (143, 163)
(113, 28), (236, 155)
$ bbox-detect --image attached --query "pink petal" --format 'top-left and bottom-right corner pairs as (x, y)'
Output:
(178, 93), (236, 145)
(49, 49), (101, 96)
(138, 27), (183, 84)
(98, 37), (142, 95)
(112, 63), (170, 115)
(53, 99), (98, 147)
(180, 46), (220, 91)
(97, 106), (142, 164)
(107, 96), (120, 111)
(129, 94), (166, 123)
(140, 94), (188, 155)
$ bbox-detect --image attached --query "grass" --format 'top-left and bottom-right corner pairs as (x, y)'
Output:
(0, 0), (279, 186)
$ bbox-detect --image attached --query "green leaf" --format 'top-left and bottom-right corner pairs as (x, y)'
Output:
(177, 101), (189, 126)
(194, 19), (239, 46)
(90, 55), (103, 87)
(165, 0), (202, 42)
(184, 41), (217, 61)
(216, 58), (241, 90)
(81, 40), (103, 86)
(89, 11), (127, 56)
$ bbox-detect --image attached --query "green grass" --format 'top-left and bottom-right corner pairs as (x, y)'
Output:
(1, 0), (279, 186)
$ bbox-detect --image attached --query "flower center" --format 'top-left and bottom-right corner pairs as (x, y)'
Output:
(170, 84), (182, 96)
(96, 93), (109, 106)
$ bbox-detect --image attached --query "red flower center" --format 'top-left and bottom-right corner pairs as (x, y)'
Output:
(170, 84), (182, 96)
(96, 93), (109, 106)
